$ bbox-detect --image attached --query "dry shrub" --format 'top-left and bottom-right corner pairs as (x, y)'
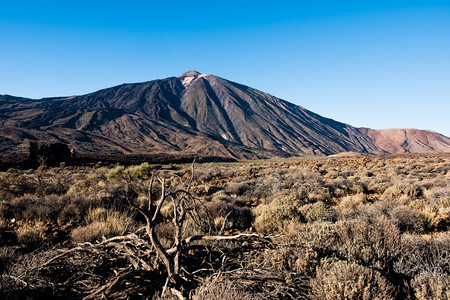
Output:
(71, 222), (110, 244)
(0, 247), (16, 273)
(408, 199), (445, 230)
(66, 168), (107, 195)
(310, 261), (396, 300)
(262, 240), (318, 277)
(326, 178), (365, 197)
(213, 216), (230, 230)
(0, 173), (36, 196)
(294, 221), (338, 251)
(201, 198), (253, 231)
(337, 193), (367, 217)
(260, 222), (336, 277)
(71, 207), (134, 243)
(299, 201), (336, 223)
(389, 205), (427, 233)
(34, 172), (70, 196)
(9, 196), (38, 220)
(0, 250), (58, 298)
(195, 165), (222, 183)
(0, 217), (6, 231)
(205, 199), (230, 221)
(159, 201), (173, 219)
(0, 201), (9, 219)
(57, 194), (95, 224)
(154, 222), (178, 248)
(395, 232), (450, 277)
(410, 271), (450, 300)
(227, 204), (253, 229)
(193, 277), (263, 300)
(424, 186), (450, 206)
(433, 163), (450, 175)
(421, 187), (450, 230)
(210, 190), (228, 202)
(366, 175), (392, 195)
(2, 248), (107, 299)
(382, 183), (423, 201)
(8, 195), (62, 222)
(253, 191), (305, 233)
(16, 221), (47, 250)
(334, 216), (402, 271)
(224, 181), (250, 196)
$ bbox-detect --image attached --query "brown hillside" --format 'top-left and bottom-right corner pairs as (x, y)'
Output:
(358, 128), (450, 153)
(1, 71), (449, 159)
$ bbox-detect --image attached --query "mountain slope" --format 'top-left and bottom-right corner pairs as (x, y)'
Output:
(358, 128), (450, 154)
(1, 71), (449, 158)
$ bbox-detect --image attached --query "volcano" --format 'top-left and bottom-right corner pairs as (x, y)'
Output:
(1, 71), (449, 159)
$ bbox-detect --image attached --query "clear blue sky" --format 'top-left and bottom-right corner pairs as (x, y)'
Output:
(1, 0), (449, 136)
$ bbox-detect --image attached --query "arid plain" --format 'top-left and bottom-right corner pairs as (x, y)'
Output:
(0, 153), (448, 299)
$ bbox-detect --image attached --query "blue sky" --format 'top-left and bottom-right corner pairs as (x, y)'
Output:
(1, 0), (449, 136)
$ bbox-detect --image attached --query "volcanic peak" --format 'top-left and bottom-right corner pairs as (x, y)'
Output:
(178, 70), (202, 78)
(178, 70), (209, 88)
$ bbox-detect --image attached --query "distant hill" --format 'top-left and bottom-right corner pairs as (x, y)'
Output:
(1, 71), (449, 159)
(358, 128), (450, 154)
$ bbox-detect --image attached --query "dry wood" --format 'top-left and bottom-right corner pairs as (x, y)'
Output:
(15, 161), (268, 299)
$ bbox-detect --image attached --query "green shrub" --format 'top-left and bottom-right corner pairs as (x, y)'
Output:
(125, 162), (156, 179)
(105, 165), (125, 180)
(105, 163), (157, 181)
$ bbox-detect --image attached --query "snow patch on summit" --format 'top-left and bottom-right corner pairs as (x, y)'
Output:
(181, 76), (195, 87)
(181, 74), (209, 88)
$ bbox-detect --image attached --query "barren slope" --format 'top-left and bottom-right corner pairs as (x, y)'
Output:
(1, 71), (449, 158)
(358, 128), (450, 153)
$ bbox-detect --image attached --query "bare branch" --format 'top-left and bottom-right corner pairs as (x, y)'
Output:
(219, 211), (232, 235)
(147, 173), (155, 213)
(187, 158), (196, 191)
(22, 160), (270, 299)
(83, 269), (135, 300)
(152, 177), (166, 222)
(166, 233), (270, 255)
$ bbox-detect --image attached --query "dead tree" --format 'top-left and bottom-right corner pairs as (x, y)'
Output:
(123, 161), (268, 298)
(17, 161), (269, 299)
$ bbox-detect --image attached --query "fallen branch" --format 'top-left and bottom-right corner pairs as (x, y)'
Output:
(83, 269), (135, 300)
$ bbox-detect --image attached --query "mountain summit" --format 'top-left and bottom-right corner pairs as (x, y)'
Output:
(178, 70), (202, 77)
(1, 71), (449, 158)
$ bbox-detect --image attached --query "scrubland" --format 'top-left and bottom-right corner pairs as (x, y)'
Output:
(0, 154), (449, 299)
